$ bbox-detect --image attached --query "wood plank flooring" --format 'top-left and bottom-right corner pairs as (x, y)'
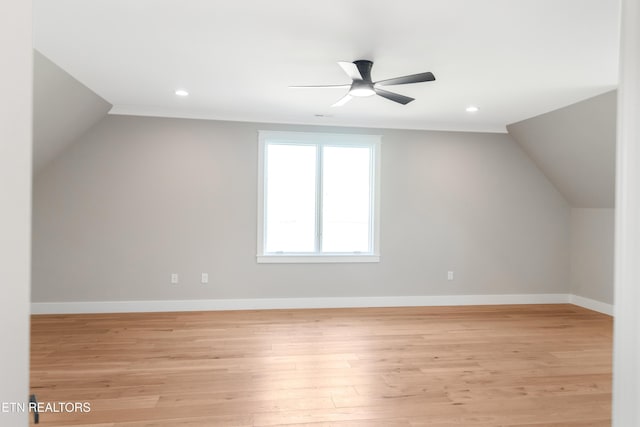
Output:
(30, 304), (612, 426)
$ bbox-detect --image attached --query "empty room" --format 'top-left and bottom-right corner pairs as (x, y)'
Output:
(2, 0), (640, 426)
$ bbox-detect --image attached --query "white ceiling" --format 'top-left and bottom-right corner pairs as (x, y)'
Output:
(34, 0), (620, 133)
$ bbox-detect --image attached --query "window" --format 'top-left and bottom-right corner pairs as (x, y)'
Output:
(258, 131), (381, 263)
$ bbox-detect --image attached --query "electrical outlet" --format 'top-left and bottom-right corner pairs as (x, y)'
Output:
(447, 271), (454, 281)
(201, 273), (209, 284)
(171, 273), (179, 285)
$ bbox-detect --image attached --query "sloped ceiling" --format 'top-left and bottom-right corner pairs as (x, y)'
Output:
(33, 50), (111, 173)
(34, 47), (616, 209)
(33, 0), (620, 133)
(507, 91), (616, 208)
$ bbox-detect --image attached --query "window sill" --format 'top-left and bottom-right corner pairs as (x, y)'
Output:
(257, 254), (380, 264)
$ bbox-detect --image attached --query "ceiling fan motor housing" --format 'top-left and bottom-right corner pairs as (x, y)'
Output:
(353, 60), (374, 81)
(350, 60), (375, 96)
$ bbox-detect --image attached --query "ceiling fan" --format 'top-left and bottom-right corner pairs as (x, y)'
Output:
(289, 60), (435, 107)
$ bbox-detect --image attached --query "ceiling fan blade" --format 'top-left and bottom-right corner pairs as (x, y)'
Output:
(375, 72), (435, 86)
(374, 88), (414, 105)
(331, 94), (353, 107)
(338, 61), (363, 81)
(288, 84), (351, 89)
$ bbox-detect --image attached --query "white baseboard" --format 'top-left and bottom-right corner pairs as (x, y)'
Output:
(31, 293), (572, 315)
(569, 294), (614, 316)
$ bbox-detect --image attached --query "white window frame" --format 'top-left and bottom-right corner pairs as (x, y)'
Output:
(257, 131), (381, 263)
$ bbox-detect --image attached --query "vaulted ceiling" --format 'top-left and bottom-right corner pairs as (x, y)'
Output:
(507, 91), (616, 208)
(33, 51), (111, 173)
(34, 0), (619, 133)
(32, 1), (618, 207)
(33, 51), (617, 208)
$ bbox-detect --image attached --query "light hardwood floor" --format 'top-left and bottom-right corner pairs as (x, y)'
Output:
(30, 304), (612, 426)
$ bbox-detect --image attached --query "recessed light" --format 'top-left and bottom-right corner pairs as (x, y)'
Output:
(175, 89), (189, 97)
(466, 105), (479, 113)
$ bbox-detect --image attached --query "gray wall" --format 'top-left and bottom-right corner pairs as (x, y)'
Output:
(33, 50), (111, 173)
(32, 115), (570, 302)
(508, 92), (617, 306)
(507, 91), (616, 208)
(0, 0), (31, 423)
(570, 209), (615, 304)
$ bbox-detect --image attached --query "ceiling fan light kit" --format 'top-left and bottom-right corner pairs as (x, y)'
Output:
(290, 59), (436, 107)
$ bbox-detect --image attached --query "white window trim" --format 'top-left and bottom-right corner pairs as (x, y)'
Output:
(257, 131), (381, 264)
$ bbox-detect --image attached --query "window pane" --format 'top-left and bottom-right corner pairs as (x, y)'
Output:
(265, 144), (316, 253)
(322, 146), (371, 252)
